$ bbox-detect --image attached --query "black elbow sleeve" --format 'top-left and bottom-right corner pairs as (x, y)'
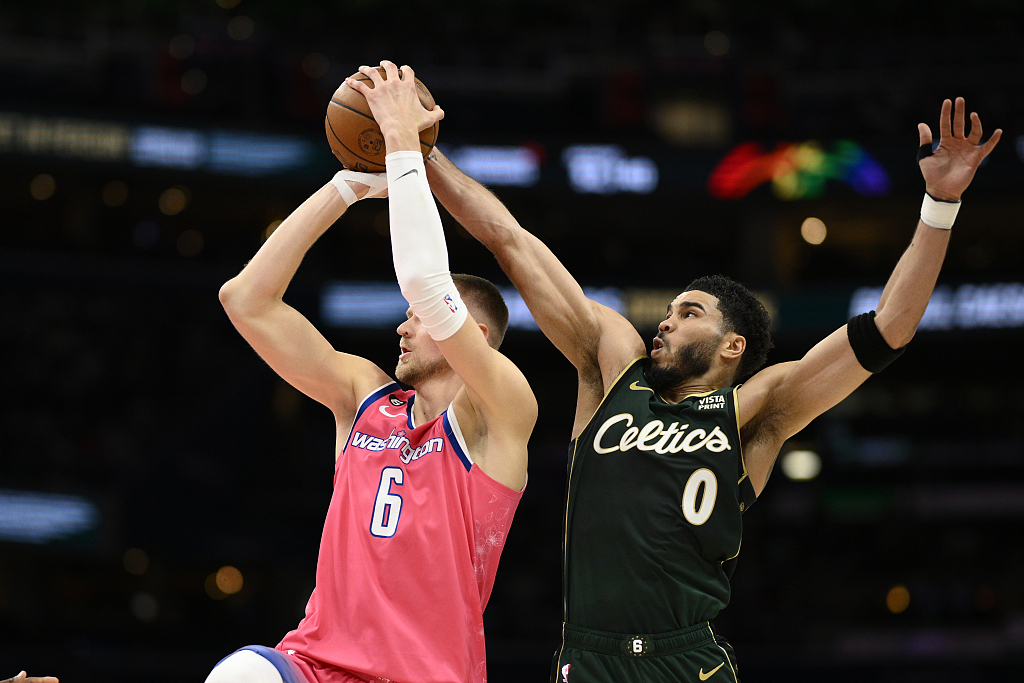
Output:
(847, 310), (906, 373)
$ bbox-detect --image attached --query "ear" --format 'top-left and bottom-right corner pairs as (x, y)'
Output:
(478, 321), (490, 342)
(721, 332), (746, 361)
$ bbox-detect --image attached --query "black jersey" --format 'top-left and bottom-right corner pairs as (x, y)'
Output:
(564, 357), (756, 633)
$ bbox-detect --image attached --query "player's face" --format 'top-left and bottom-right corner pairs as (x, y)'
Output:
(395, 310), (449, 385)
(647, 291), (726, 388)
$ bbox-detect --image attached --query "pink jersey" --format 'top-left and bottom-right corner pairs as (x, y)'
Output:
(277, 382), (523, 683)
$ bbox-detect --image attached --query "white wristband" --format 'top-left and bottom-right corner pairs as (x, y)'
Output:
(329, 170), (388, 207)
(920, 192), (960, 230)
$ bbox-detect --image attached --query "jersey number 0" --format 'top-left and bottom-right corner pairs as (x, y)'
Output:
(370, 467), (404, 537)
(681, 468), (718, 526)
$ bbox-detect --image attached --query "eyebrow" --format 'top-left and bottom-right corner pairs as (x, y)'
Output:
(673, 300), (706, 313)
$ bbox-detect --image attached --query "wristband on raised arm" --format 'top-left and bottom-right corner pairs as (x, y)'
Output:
(919, 192), (960, 230)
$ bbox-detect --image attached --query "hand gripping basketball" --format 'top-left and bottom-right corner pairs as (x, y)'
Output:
(329, 170), (388, 207)
(325, 62), (439, 172)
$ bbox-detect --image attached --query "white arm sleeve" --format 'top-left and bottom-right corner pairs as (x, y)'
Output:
(386, 151), (467, 341)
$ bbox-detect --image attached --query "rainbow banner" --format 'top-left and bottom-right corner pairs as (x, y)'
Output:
(708, 140), (889, 200)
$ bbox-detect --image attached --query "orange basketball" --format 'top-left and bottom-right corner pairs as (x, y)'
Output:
(325, 67), (439, 172)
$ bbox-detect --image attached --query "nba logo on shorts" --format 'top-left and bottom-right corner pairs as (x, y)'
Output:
(444, 294), (458, 313)
(561, 663), (571, 682)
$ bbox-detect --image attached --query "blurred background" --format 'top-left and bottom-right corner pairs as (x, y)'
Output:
(2, 0), (1023, 680)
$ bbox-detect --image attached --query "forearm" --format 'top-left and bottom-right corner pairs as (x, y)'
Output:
(874, 220), (951, 347)
(387, 151), (467, 340)
(426, 153), (523, 257)
(427, 152), (632, 370)
(220, 184), (346, 313)
(427, 152), (588, 303)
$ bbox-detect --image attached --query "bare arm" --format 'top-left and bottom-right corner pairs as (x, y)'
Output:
(219, 180), (391, 435)
(438, 318), (538, 490)
(426, 148), (644, 436)
(739, 97), (1002, 494)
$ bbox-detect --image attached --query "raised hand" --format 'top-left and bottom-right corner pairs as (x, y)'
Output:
(345, 60), (444, 153)
(918, 97), (1001, 201)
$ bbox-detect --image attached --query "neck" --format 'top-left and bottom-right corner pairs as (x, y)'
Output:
(656, 364), (734, 405)
(657, 381), (720, 405)
(410, 371), (463, 426)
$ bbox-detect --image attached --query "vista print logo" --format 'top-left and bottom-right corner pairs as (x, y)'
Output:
(696, 395), (726, 410)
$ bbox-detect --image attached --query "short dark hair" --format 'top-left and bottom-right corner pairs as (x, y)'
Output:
(452, 273), (509, 349)
(683, 274), (773, 384)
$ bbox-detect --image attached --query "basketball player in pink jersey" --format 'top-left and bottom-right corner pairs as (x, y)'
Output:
(208, 60), (537, 683)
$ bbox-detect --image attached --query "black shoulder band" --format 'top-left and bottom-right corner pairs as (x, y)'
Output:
(847, 310), (906, 373)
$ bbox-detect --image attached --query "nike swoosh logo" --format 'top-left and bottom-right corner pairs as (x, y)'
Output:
(629, 381), (654, 393)
(396, 168), (419, 181)
(699, 663), (724, 681)
(379, 406), (404, 418)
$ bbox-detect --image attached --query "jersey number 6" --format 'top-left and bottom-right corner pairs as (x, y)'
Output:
(370, 467), (404, 537)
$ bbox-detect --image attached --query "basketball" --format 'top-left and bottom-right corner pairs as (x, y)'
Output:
(325, 67), (439, 172)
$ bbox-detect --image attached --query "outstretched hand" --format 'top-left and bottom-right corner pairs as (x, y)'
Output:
(345, 60), (444, 153)
(2, 673), (58, 683)
(918, 97), (1001, 201)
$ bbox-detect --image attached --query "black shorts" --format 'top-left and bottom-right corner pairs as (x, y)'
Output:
(552, 622), (740, 683)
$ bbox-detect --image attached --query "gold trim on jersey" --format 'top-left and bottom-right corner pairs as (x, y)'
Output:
(722, 539), (742, 564)
(563, 440), (576, 620)
(674, 388), (718, 401)
(730, 387), (749, 486)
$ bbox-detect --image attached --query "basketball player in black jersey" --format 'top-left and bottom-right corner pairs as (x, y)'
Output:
(424, 97), (1000, 682)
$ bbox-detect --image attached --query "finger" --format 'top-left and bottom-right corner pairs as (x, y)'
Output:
(966, 111), (983, 145)
(379, 59), (400, 82)
(918, 122), (932, 147)
(938, 99), (952, 140)
(952, 97), (966, 138)
(979, 128), (1003, 157)
(417, 106), (444, 132)
(344, 76), (371, 96)
(399, 64), (415, 82)
(358, 64), (383, 86)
